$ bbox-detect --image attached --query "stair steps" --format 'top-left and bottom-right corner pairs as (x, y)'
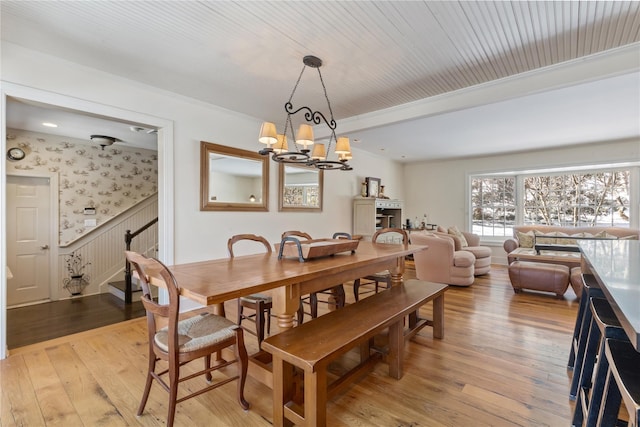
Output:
(108, 280), (143, 302)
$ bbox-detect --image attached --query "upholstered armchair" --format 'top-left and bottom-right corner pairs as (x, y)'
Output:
(410, 231), (475, 286)
(435, 226), (492, 275)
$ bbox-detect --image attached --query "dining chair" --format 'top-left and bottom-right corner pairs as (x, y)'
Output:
(281, 230), (346, 321)
(228, 234), (274, 347)
(353, 228), (408, 301)
(125, 251), (249, 427)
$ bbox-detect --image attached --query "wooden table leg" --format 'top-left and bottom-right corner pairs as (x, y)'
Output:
(272, 285), (299, 331)
(432, 294), (445, 339)
(389, 255), (405, 286)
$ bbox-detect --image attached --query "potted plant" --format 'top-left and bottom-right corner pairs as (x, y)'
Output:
(63, 252), (91, 296)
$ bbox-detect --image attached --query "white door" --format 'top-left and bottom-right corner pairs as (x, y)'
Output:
(6, 175), (51, 306)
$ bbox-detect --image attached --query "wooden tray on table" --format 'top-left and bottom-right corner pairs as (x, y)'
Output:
(276, 237), (359, 262)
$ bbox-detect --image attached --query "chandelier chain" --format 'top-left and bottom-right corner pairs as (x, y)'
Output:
(288, 65), (307, 104)
(282, 64), (309, 152)
(315, 66), (338, 153)
(316, 67), (335, 125)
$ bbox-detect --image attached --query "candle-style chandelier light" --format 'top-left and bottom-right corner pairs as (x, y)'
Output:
(258, 55), (352, 171)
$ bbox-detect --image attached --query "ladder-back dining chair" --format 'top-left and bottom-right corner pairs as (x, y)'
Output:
(125, 251), (249, 427)
(281, 230), (346, 320)
(353, 228), (408, 301)
(228, 234), (274, 347)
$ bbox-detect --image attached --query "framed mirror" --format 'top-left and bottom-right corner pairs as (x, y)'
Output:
(200, 141), (269, 211)
(278, 163), (323, 212)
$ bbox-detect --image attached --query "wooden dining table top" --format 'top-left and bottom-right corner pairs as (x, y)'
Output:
(165, 241), (426, 306)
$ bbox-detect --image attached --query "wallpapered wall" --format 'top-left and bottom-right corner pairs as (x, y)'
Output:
(6, 129), (158, 245)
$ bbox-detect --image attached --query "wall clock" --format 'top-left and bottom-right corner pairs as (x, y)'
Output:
(7, 147), (25, 161)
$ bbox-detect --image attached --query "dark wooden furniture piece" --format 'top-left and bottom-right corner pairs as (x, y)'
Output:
(571, 298), (628, 426)
(353, 228), (408, 301)
(281, 230), (346, 321)
(534, 243), (580, 254)
(568, 274), (603, 370)
(262, 279), (447, 427)
(125, 251), (249, 427)
(228, 234), (274, 347)
(573, 239), (640, 427)
(595, 338), (640, 426)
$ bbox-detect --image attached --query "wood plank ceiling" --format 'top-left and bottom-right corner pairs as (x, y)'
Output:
(1, 1), (639, 160)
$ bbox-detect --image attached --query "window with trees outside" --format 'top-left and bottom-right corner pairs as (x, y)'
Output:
(471, 168), (633, 238)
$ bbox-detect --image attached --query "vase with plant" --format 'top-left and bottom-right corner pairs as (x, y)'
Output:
(63, 252), (91, 296)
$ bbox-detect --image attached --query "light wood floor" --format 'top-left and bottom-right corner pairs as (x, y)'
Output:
(1, 264), (580, 426)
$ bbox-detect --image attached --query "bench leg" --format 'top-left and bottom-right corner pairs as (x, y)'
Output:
(388, 319), (404, 379)
(433, 294), (445, 339)
(359, 340), (371, 363)
(272, 356), (295, 427)
(305, 367), (327, 427)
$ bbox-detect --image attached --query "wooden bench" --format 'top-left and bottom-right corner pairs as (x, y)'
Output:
(262, 279), (448, 427)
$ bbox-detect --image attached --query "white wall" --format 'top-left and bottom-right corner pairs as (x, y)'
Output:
(403, 139), (640, 263)
(0, 42), (404, 263)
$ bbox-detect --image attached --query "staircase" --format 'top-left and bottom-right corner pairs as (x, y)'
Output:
(108, 215), (159, 303)
(108, 279), (143, 302)
(57, 195), (158, 302)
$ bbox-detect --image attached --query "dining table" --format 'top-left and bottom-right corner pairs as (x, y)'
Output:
(578, 239), (640, 351)
(152, 239), (428, 386)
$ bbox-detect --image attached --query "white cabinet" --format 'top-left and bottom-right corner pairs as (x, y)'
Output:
(353, 197), (403, 240)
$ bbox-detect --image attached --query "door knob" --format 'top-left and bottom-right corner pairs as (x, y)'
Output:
(41, 245), (49, 250)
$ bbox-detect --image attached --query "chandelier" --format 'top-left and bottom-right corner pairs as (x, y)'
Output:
(258, 55), (352, 171)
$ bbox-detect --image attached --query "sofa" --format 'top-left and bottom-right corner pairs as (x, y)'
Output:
(410, 231), (475, 286)
(503, 225), (640, 255)
(504, 225), (640, 297)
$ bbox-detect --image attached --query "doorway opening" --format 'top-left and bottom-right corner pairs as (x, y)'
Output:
(1, 85), (174, 358)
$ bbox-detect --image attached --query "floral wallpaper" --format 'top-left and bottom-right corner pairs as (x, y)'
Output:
(6, 129), (158, 245)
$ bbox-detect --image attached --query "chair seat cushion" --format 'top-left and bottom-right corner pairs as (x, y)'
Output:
(240, 293), (272, 303)
(463, 246), (491, 259)
(155, 313), (238, 353)
(366, 271), (390, 279)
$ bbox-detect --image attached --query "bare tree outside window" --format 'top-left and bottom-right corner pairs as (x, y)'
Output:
(471, 169), (631, 237)
(471, 177), (516, 237)
(524, 171), (630, 227)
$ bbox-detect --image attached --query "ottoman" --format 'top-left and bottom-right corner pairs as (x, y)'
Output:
(508, 261), (570, 298)
(570, 267), (584, 298)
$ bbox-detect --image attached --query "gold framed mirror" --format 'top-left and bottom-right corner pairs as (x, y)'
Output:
(200, 141), (269, 211)
(278, 163), (323, 212)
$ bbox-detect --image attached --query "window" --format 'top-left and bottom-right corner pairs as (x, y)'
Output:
(523, 171), (630, 227)
(471, 177), (515, 237)
(471, 168), (633, 238)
